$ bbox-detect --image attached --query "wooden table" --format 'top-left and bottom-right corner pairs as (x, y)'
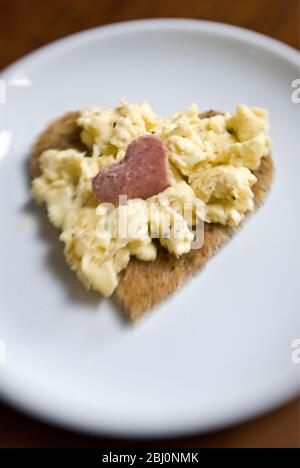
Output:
(0, 0), (299, 448)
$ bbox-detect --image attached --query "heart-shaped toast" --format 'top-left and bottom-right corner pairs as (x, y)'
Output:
(92, 135), (170, 204)
(31, 110), (273, 322)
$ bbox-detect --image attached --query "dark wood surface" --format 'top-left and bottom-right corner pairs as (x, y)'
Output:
(0, 0), (299, 448)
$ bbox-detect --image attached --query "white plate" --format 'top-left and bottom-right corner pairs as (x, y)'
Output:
(0, 19), (299, 438)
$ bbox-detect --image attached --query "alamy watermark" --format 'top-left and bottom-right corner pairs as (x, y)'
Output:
(96, 195), (205, 250)
(0, 339), (6, 365)
(291, 339), (300, 365)
(0, 79), (6, 104)
(291, 79), (300, 104)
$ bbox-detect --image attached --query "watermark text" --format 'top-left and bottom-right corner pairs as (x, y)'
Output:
(291, 79), (300, 104)
(0, 339), (6, 365)
(291, 338), (300, 365)
(0, 79), (6, 104)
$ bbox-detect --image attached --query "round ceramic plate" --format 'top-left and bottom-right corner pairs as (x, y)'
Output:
(0, 19), (299, 438)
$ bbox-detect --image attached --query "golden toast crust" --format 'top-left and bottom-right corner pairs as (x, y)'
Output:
(31, 112), (274, 321)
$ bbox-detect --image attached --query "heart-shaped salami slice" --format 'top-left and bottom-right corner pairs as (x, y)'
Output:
(92, 135), (170, 204)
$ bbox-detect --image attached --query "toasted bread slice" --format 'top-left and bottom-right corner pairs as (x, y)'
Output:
(31, 112), (274, 322)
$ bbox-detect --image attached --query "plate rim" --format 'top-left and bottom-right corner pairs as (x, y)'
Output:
(1, 18), (299, 80)
(0, 18), (299, 439)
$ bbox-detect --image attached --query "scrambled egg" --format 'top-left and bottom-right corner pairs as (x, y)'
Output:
(32, 100), (271, 296)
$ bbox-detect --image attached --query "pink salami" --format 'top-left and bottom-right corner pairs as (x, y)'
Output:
(92, 135), (171, 204)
